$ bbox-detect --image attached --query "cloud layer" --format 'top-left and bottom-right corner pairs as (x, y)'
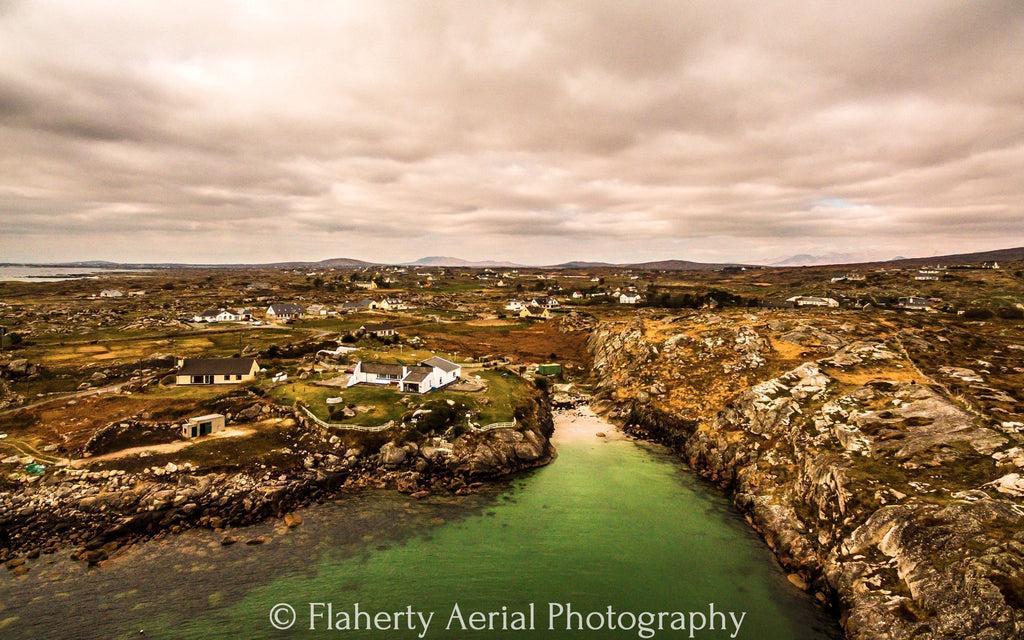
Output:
(1, 0), (1023, 264)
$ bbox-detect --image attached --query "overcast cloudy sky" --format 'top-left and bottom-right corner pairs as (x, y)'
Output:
(1, 1), (1022, 265)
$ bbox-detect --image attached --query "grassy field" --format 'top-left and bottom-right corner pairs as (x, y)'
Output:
(18, 326), (303, 367)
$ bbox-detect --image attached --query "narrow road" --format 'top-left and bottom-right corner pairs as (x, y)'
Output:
(0, 378), (145, 417)
(0, 437), (65, 465)
(69, 426), (256, 467)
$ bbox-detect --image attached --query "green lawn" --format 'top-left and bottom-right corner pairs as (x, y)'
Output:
(268, 367), (532, 427)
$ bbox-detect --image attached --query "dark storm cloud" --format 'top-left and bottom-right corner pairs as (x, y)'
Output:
(1, 0), (1023, 264)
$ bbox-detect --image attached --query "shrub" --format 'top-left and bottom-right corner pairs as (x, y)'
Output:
(962, 307), (995, 320)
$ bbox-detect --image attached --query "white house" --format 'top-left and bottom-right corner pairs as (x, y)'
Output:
(360, 322), (398, 338)
(175, 358), (259, 385)
(619, 293), (642, 304)
(530, 297), (560, 309)
(505, 300), (527, 312)
(898, 296), (931, 310)
(572, 291), (584, 299)
(266, 303), (305, 319)
(380, 298), (408, 311)
(306, 303), (328, 316)
(99, 289), (123, 298)
(787, 296), (839, 308)
(346, 356), (461, 394)
(353, 281), (377, 289)
(193, 307), (249, 323)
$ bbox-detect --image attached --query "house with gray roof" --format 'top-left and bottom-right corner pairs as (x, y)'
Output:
(346, 356), (461, 393)
(266, 303), (305, 319)
(175, 358), (259, 385)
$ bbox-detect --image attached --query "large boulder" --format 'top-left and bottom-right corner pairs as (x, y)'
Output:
(379, 442), (407, 467)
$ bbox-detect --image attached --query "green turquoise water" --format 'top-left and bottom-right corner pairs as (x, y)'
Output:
(0, 411), (840, 639)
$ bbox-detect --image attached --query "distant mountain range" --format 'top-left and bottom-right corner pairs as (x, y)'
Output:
(9, 245), (1023, 271)
(770, 252), (891, 267)
(402, 256), (527, 268)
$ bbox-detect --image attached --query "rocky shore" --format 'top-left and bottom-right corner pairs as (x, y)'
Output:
(0, 392), (554, 573)
(588, 312), (1024, 640)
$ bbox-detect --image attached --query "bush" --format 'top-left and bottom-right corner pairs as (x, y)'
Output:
(962, 307), (995, 320)
(996, 307), (1024, 320)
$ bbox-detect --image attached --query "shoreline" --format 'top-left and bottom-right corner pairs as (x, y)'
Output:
(1, 400), (556, 575)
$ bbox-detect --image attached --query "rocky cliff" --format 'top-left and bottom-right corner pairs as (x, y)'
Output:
(589, 311), (1024, 640)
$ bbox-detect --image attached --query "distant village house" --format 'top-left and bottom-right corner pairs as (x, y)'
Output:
(360, 322), (397, 339)
(787, 296), (839, 308)
(265, 303), (305, 320)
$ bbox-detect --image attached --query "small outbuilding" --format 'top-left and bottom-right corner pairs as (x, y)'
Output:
(183, 413), (225, 438)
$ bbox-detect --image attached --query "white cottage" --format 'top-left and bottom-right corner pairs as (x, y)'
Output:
(346, 356), (461, 394)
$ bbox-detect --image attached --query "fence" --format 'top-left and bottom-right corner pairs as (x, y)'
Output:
(473, 419), (517, 431)
(297, 405), (396, 432)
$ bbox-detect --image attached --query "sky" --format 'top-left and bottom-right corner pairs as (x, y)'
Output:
(1, 0), (1023, 266)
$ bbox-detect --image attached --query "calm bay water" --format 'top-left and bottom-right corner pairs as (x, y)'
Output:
(0, 266), (146, 282)
(0, 410), (840, 639)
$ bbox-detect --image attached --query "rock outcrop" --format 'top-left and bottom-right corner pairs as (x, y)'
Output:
(589, 310), (1024, 640)
(0, 387), (555, 566)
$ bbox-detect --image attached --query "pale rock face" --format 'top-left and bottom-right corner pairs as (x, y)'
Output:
(587, 312), (1024, 640)
(987, 473), (1024, 497)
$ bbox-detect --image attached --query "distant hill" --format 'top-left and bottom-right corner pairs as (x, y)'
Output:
(316, 257), (377, 267)
(405, 256), (526, 268)
(545, 259), (746, 271)
(771, 252), (884, 267)
(882, 246), (1024, 267)
(548, 261), (616, 268)
(623, 259), (749, 271)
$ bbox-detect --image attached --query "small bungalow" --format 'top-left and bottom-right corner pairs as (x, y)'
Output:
(619, 293), (642, 304)
(194, 307), (249, 323)
(175, 358), (259, 385)
(505, 300), (527, 312)
(787, 296), (839, 308)
(898, 296), (931, 310)
(182, 414), (225, 438)
(266, 303), (305, 319)
(360, 322), (397, 338)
